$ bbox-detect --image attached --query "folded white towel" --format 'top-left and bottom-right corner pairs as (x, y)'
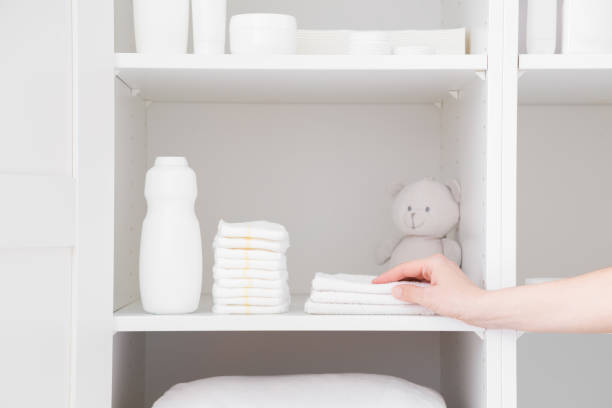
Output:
(213, 267), (288, 280)
(215, 248), (285, 261)
(304, 300), (433, 315)
(213, 285), (288, 299)
(310, 290), (412, 305)
(312, 272), (429, 294)
(213, 296), (290, 306)
(212, 302), (290, 314)
(214, 257), (286, 271)
(214, 236), (289, 252)
(217, 219), (289, 242)
(152, 373), (447, 408)
(215, 278), (285, 289)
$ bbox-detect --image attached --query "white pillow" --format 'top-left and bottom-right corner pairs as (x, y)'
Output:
(153, 373), (446, 408)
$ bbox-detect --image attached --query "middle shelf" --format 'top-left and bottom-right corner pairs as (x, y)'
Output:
(114, 295), (483, 335)
(115, 53), (487, 104)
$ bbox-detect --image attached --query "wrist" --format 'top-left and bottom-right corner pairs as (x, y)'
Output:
(463, 288), (494, 328)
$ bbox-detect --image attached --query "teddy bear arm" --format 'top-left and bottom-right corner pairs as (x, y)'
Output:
(375, 235), (404, 265)
(442, 238), (462, 266)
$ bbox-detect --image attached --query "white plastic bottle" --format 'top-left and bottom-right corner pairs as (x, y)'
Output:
(526, 0), (557, 54)
(139, 157), (202, 314)
(192, 0), (227, 55)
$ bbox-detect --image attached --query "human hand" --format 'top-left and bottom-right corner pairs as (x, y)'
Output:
(373, 254), (485, 324)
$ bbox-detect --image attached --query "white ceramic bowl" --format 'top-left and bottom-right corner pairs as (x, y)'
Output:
(230, 13), (297, 55)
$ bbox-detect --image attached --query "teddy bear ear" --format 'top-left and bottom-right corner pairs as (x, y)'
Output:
(388, 181), (406, 197)
(446, 179), (461, 203)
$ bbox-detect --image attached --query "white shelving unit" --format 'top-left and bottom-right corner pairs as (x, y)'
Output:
(115, 295), (483, 334)
(108, 1), (511, 407)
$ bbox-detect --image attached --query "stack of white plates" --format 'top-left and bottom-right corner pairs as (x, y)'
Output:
(348, 31), (391, 55)
(295, 28), (466, 55)
(296, 29), (349, 55)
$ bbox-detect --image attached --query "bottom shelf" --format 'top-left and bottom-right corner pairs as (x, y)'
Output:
(114, 294), (482, 335)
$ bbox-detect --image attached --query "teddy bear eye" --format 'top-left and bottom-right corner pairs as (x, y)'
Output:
(425, 206), (430, 212)
(407, 205), (412, 211)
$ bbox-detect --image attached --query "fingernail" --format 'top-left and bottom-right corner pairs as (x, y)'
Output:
(392, 286), (403, 298)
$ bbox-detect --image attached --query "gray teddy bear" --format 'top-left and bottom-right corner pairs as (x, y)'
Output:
(376, 178), (462, 268)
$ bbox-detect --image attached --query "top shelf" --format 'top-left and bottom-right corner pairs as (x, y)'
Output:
(115, 53), (487, 104)
(519, 54), (612, 105)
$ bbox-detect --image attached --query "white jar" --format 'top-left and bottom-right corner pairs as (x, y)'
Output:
(563, 0), (612, 54)
(133, 0), (190, 54)
(526, 0), (557, 54)
(230, 13), (297, 55)
(139, 157), (202, 314)
(192, 0), (227, 55)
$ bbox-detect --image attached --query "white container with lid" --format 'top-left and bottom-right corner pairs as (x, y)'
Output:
(139, 157), (203, 314)
(133, 0), (189, 54)
(563, 0), (612, 54)
(230, 13), (297, 55)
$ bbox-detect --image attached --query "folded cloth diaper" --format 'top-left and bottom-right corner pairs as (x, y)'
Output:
(213, 267), (288, 280)
(217, 219), (289, 242)
(212, 285), (288, 299)
(214, 296), (290, 306)
(215, 248), (285, 261)
(213, 236), (290, 252)
(304, 300), (434, 315)
(310, 290), (411, 305)
(305, 273), (433, 315)
(215, 278), (285, 289)
(212, 302), (290, 314)
(312, 272), (428, 294)
(214, 257), (287, 271)
(152, 373), (447, 408)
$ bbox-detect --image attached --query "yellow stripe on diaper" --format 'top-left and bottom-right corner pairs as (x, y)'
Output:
(247, 224), (252, 238)
(242, 268), (247, 278)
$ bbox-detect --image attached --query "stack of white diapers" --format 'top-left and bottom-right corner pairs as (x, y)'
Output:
(304, 273), (434, 315)
(212, 220), (290, 314)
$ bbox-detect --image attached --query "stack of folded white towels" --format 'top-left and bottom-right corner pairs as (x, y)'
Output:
(304, 273), (434, 315)
(212, 220), (290, 314)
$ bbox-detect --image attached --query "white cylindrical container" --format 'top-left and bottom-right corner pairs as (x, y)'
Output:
(563, 0), (612, 54)
(133, 0), (190, 54)
(192, 0), (227, 55)
(526, 0), (557, 54)
(230, 14), (297, 55)
(139, 157), (203, 314)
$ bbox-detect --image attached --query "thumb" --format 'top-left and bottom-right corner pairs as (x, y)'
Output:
(392, 284), (427, 305)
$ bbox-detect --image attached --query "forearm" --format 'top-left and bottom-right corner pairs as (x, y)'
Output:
(466, 267), (612, 332)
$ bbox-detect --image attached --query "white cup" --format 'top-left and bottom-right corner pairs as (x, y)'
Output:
(192, 0), (227, 55)
(133, 0), (190, 54)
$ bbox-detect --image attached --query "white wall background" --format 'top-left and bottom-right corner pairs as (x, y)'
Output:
(146, 103), (441, 294)
(517, 105), (612, 407)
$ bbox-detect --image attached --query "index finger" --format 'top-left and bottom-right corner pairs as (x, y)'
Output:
(372, 257), (434, 284)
